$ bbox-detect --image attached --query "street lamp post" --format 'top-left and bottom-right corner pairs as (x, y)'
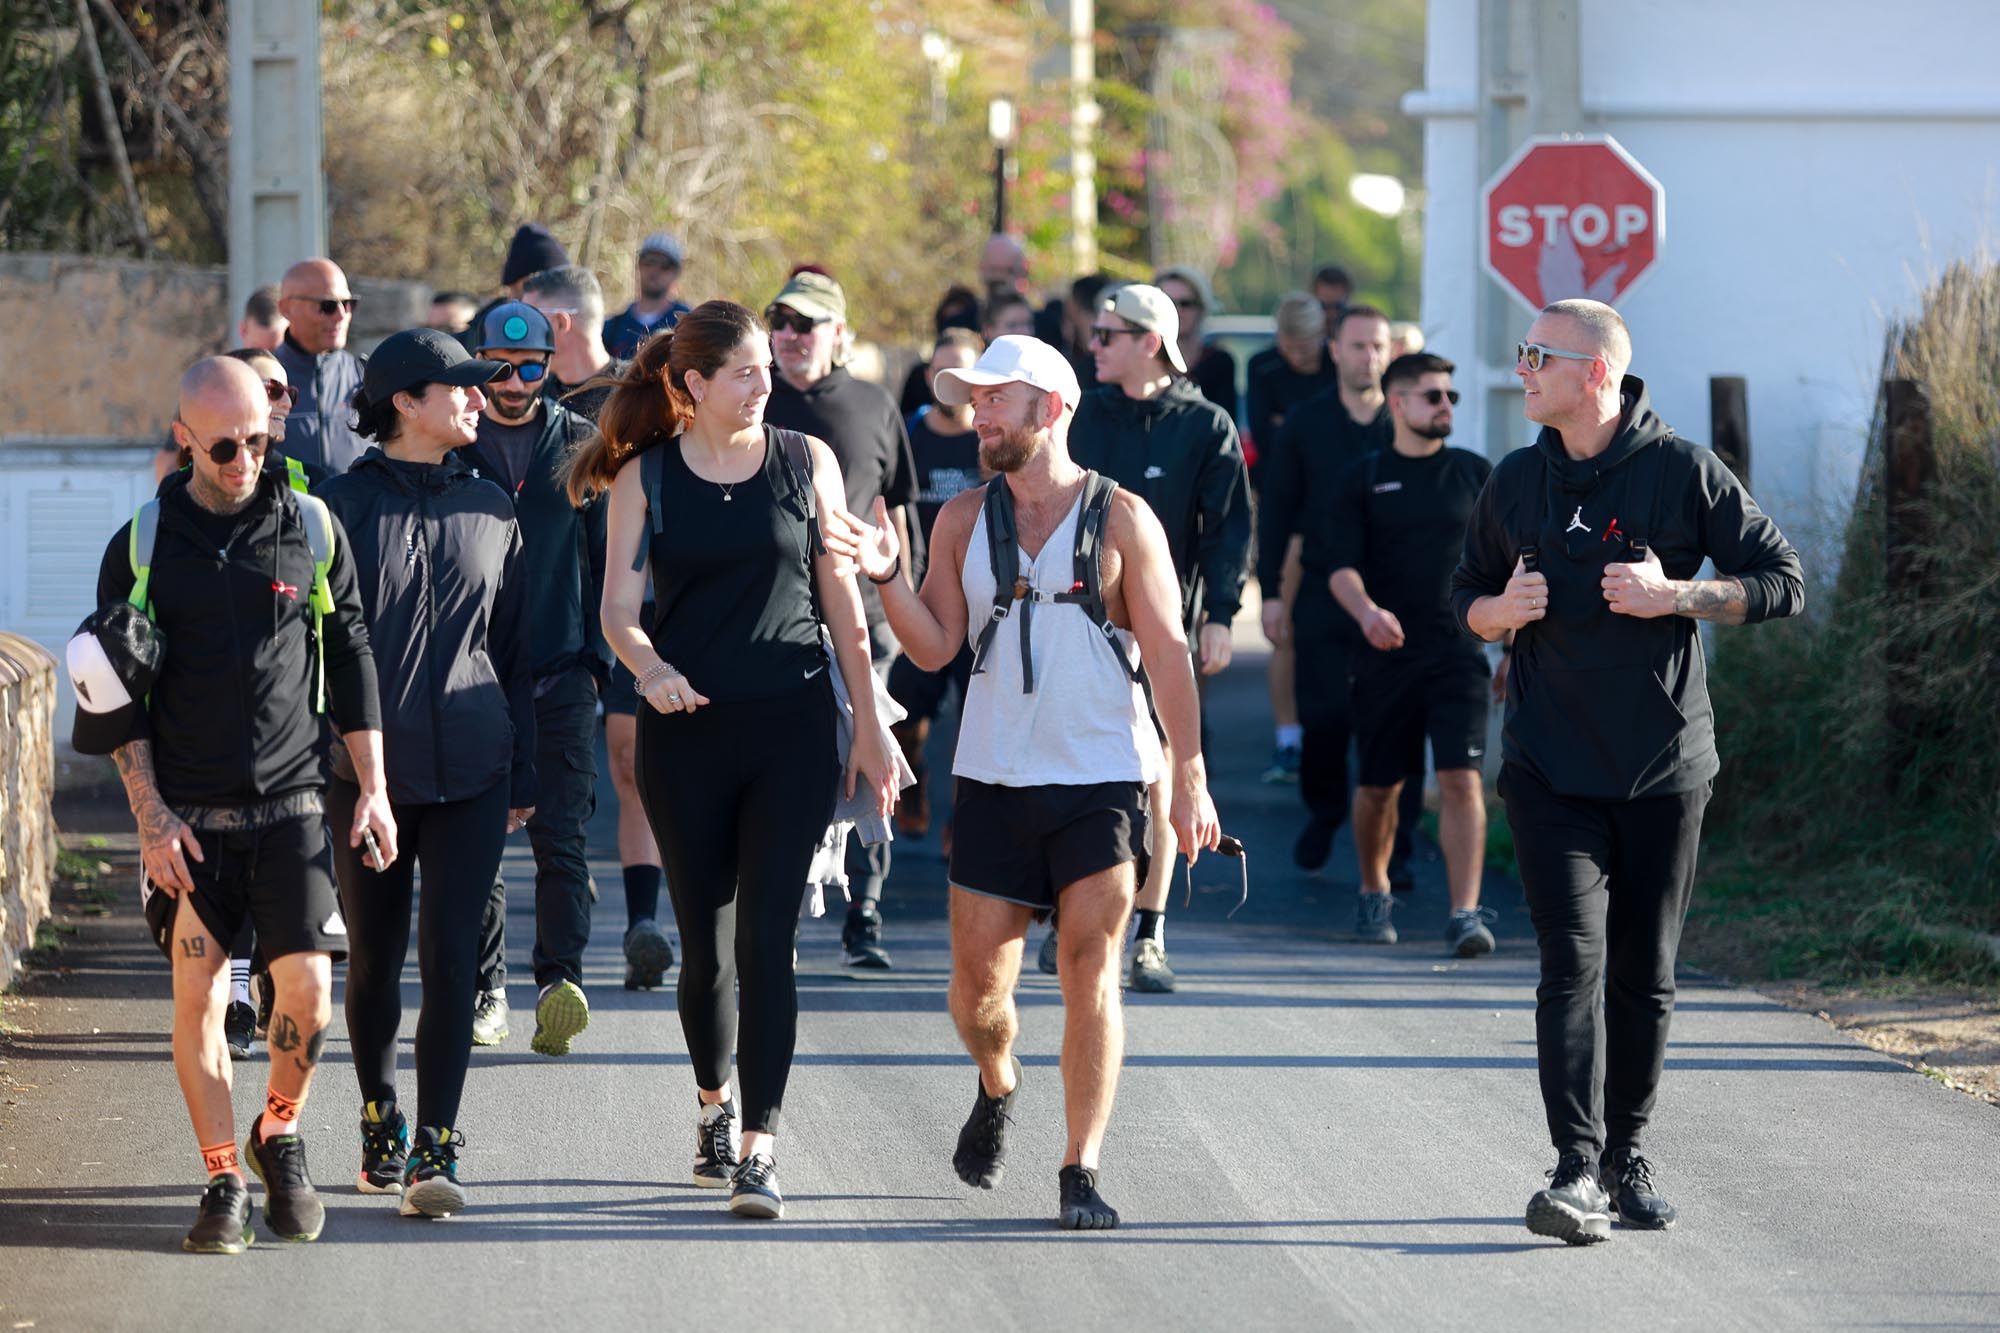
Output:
(988, 97), (1015, 235)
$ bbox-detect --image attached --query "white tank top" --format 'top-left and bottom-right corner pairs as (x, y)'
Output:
(953, 485), (1165, 787)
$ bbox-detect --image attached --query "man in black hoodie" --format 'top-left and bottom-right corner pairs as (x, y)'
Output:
(1069, 282), (1251, 993)
(1451, 299), (1803, 1246)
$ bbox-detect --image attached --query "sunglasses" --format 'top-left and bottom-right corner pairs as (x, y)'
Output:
(1181, 833), (1251, 917)
(1515, 342), (1597, 372)
(765, 308), (825, 336)
(262, 379), (298, 406)
(190, 431), (272, 465)
(1088, 326), (1145, 347)
(289, 296), (356, 316)
(1407, 387), (1461, 406)
(491, 360), (548, 384)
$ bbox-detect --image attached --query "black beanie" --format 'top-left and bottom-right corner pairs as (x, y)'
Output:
(502, 223), (568, 287)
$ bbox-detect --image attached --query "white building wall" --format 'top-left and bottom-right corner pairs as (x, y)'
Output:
(1410, 0), (2000, 554)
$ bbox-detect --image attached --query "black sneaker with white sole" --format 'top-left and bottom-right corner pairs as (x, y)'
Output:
(693, 1099), (740, 1188)
(730, 1153), (783, 1218)
(182, 1174), (254, 1254)
(225, 1001), (257, 1061)
(841, 904), (893, 970)
(623, 918), (675, 991)
(1058, 1164), (1120, 1230)
(244, 1124), (324, 1243)
(1526, 1152), (1613, 1245)
(400, 1126), (467, 1218)
(357, 1101), (409, 1195)
(1602, 1147), (1678, 1229)
(953, 1055), (1021, 1189)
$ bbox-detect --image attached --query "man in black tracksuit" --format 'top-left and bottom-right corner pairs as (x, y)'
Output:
(1451, 300), (1803, 1246)
(460, 302), (606, 1058)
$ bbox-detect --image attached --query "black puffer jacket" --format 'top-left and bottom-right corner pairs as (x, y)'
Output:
(317, 449), (536, 807)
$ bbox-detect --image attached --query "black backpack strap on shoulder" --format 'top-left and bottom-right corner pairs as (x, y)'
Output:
(636, 442), (667, 572)
(1629, 432), (1675, 559)
(969, 479), (1031, 690)
(1052, 471), (1137, 683)
(773, 426), (825, 556)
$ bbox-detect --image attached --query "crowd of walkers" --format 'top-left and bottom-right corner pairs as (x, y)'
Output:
(68, 221), (1801, 1251)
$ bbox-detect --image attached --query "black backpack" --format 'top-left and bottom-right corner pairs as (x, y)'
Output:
(969, 472), (1135, 693)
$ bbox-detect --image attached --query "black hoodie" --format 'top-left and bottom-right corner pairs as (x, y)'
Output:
(316, 448), (537, 807)
(1450, 376), (1805, 800)
(1069, 376), (1253, 631)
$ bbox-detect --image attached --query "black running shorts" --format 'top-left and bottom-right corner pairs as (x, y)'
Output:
(1351, 649), (1491, 788)
(948, 778), (1150, 920)
(143, 814), (347, 963)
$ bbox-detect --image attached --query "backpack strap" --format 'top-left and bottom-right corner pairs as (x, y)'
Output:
(1051, 471), (1137, 683)
(127, 500), (161, 613)
(284, 455), (311, 495)
(294, 492), (337, 714)
(967, 479), (1027, 689)
(636, 443), (666, 572)
(772, 426), (825, 555)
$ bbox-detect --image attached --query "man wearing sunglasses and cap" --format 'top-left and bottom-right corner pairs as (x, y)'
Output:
(462, 300), (607, 1058)
(272, 258), (368, 478)
(76, 355), (393, 1252)
(1452, 299), (1803, 1246)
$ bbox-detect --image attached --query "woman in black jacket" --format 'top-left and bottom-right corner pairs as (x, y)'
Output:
(317, 329), (538, 1219)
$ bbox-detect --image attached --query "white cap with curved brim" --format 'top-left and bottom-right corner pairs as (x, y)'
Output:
(933, 334), (1081, 410)
(1103, 283), (1187, 373)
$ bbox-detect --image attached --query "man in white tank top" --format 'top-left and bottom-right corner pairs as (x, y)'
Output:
(823, 335), (1221, 1231)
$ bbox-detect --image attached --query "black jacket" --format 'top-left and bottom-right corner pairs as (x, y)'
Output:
(1450, 377), (1805, 800)
(1244, 345), (1335, 466)
(316, 449), (537, 807)
(94, 470), (381, 806)
(1069, 377), (1253, 630)
(1257, 386), (1391, 596)
(272, 334), (368, 477)
(459, 400), (607, 683)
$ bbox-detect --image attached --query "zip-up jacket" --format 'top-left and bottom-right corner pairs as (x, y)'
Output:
(1070, 377), (1252, 631)
(459, 400), (608, 683)
(1450, 376), (1805, 801)
(93, 469), (381, 806)
(272, 334), (368, 477)
(316, 449), (537, 807)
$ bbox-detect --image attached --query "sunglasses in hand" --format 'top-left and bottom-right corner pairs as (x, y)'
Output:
(1181, 832), (1251, 918)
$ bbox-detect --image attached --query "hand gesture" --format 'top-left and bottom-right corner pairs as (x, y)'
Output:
(1360, 606), (1405, 652)
(1197, 622), (1233, 675)
(821, 498), (901, 586)
(1602, 547), (1674, 618)
(643, 665), (711, 715)
(506, 806), (535, 835)
(1494, 555), (1549, 631)
(1170, 778), (1223, 865)
(136, 797), (202, 897)
(350, 786), (400, 870)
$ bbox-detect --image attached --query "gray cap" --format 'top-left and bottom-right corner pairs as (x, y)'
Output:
(639, 231), (684, 266)
(475, 301), (555, 354)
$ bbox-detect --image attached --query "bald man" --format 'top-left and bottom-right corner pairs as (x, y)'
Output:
(273, 258), (368, 476)
(977, 233), (1030, 295)
(93, 356), (393, 1251)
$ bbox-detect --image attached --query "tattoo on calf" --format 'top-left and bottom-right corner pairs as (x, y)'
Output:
(270, 1013), (301, 1052)
(299, 1027), (327, 1073)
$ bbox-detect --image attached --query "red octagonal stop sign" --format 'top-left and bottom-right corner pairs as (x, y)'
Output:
(1481, 135), (1665, 312)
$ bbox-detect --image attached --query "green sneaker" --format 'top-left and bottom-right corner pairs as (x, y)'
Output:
(531, 980), (590, 1057)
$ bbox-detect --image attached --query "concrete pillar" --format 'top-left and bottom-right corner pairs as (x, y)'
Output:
(226, 0), (324, 326)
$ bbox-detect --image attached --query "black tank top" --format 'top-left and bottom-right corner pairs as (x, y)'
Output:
(647, 425), (826, 702)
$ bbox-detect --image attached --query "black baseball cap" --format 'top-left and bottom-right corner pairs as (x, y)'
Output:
(362, 327), (510, 408)
(67, 601), (164, 755)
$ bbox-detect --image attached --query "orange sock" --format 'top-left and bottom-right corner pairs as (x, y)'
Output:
(200, 1141), (242, 1180)
(258, 1086), (303, 1141)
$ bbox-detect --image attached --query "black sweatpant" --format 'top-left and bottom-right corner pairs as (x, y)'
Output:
(1500, 763), (1711, 1159)
(331, 778), (510, 1131)
(638, 677), (838, 1135)
(1294, 631), (1352, 829)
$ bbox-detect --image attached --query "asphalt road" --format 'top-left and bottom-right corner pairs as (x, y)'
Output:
(4, 647), (1997, 1332)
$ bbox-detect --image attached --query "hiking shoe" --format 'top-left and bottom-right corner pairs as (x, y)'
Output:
(1445, 906), (1498, 958)
(953, 1055), (1021, 1189)
(244, 1124), (324, 1243)
(1260, 744), (1302, 784)
(224, 1001), (257, 1061)
(1355, 891), (1398, 944)
(1058, 1164), (1120, 1231)
(400, 1127), (467, 1219)
(1293, 817), (1337, 872)
(842, 904), (893, 970)
(692, 1099), (740, 1188)
(1526, 1152), (1613, 1245)
(531, 980), (589, 1056)
(1602, 1148), (1677, 1230)
(182, 1174), (254, 1254)
(729, 1153), (784, 1219)
(623, 918), (675, 991)
(1036, 928), (1060, 977)
(357, 1102), (409, 1195)
(1127, 938), (1177, 993)
(470, 988), (509, 1046)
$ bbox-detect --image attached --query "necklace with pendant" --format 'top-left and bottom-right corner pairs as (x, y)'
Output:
(718, 480), (736, 502)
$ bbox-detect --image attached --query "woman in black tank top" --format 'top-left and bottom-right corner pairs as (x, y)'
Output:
(565, 300), (898, 1221)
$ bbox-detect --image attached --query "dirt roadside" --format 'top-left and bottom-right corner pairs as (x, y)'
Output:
(1753, 983), (2000, 1106)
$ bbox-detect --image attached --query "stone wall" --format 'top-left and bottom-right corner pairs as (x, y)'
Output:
(0, 632), (58, 989)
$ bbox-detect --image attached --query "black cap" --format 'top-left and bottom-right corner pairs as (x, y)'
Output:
(502, 223), (569, 287)
(361, 328), (509, 408)
(67, 601), (164, 756)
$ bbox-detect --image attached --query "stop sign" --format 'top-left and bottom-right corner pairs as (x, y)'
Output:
(1481, 135), (1665, 312)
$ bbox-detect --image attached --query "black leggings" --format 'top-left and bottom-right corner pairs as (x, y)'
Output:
(330, 778), (510, 1131)
(638, 677), (838, 1135)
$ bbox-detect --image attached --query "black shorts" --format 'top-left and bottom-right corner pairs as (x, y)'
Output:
(602, 601), (657, 717)
(1351, 650), (1491, 788)
(948, 778), (1150, 920)
(142, 814), (347, 964)
(886, 644), (974, 724)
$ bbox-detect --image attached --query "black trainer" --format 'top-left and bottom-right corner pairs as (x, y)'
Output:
(1293, 817), (1337, 872)
(1525, 1151), (1613, 1245)
(692, 1099), (740, 1189)
(729, 1152), (784, 1219)
(1057, 1164), (1120, 1231)
(400, 1126), (467, 1219)
(623, 918), (675, 991)
(841, 904), (893, 971)
(224, 1001), (257, 1061)
(1602, 1147), (1678, 1230)
(953, 1055), (1021, 1189)
(244, 1124), (325, 1242)
(357, 1102), (409, 1195)
(182, 1174), (254, 1254)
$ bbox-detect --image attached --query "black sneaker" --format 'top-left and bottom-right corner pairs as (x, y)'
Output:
(953, 1055), (1021, 1189)
(182, 1174), (253, 1254)
(692, 1099), (740, 1189)
(623, 918), (675, 991)
(244, 1124), (325, 1242)
(1526, 1152), (1613, 1245)
(841, 904), (893, 971)
(729, 1153), (784, 1219)
(1057, 1164), (1120, 1231)
(1293, 817), (1337, 872)
(224, 1001), (257, 1061)
(400, 1127), (467, 1219)
(1602, 1148), (1678, 1230)
(357, 1102), (409, 1195)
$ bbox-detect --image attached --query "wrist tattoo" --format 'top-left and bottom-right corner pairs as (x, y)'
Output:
(1673, 577), (1748, 624)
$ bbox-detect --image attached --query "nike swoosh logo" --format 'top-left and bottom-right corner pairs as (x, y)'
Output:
(804, 664), (827, 679)
(1144, 466), (1165, 479)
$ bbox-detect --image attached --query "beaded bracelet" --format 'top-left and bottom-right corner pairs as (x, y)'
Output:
(635, 661), (678, 695)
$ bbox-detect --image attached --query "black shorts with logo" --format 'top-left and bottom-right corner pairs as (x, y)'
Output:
(142, 809), (347, 964)
(948, 778), (1151, 921)
(1351, 648), (1491, 788)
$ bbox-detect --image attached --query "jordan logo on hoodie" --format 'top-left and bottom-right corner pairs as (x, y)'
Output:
(1565, 506), (1591, 535)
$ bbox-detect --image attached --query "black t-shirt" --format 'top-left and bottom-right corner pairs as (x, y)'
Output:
(548, 357), (628, 425)
(478, 413), (544, 494)
(906, 408), (982, 544)
(1320, 444), (1492, 657)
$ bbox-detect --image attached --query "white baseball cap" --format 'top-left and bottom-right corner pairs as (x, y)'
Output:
(1102, 283), (1187, 373)
(933, 335), (1082, 410)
